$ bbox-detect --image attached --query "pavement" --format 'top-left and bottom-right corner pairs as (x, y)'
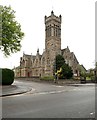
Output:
(0, 81), (34, 97)
(0, 80), (95, 97)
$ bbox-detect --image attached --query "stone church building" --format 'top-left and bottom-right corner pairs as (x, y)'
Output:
(14, 11), (80, 78)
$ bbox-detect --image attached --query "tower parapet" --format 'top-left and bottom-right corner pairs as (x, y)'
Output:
(45, 11), (61, 24)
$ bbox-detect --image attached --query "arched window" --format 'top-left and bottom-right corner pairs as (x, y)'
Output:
(54, 24), (55, 36)
(36, 59), (38, 66)
(55, 25), (57, 36)
(49, 25), (51, 36)
(58, 26), (61, 37)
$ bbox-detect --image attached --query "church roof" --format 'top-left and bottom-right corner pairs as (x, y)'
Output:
(61, 48), (67, 55)
(80, 65), (87, 71)
(24, 54), (31, 58)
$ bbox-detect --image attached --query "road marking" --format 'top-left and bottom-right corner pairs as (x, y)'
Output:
(90, 112), (95, 116)
(55, 86), (64, 88)
(73, 88), (81, 91)
(31, 89), (68, 95)
(52, 85), (64, 87)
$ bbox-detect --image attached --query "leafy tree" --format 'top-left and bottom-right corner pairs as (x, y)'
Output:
(55, 54), (65, 71)
(0, 5), (24, 56)
(61, 64), (73, 79)
(54, 54), (73, 79)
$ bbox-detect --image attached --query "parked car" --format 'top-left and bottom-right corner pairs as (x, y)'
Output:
(80, 77), (86, 84)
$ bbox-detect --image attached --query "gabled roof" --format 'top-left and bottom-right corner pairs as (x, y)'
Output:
(80, 65), (87, 71)
(61, 48), (67, 55)
(61, 46), (70, 55)
(24, 54), (31, 58)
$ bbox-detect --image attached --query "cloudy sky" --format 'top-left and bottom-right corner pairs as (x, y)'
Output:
(0, 0), (95, 70)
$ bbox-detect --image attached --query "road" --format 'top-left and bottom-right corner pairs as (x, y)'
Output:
(2, 80), (95, 118)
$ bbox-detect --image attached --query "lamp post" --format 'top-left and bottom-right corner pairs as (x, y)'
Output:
(53, 60), (56, 83)
(94, 67), (97, 83)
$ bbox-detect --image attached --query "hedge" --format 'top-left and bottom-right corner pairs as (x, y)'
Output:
(0, 68), (14, 85)
(40, 76), (54, 81)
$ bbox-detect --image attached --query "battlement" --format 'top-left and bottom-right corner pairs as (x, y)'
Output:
(45, 11), (61, 24)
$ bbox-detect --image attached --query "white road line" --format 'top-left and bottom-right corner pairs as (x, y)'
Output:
(55, 86), (64, 87)
(90, 112), (95, 115)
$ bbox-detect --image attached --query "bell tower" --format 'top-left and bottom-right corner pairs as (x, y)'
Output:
(44, 11), (62, 76)
(45, 11), (61, 54)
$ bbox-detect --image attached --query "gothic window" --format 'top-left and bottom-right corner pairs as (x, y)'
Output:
(55, 25), (59, 37)
(49, 25), (51, 36)
(55, 25), (57, 36)
(54, 28), (55, 36)
(58, 26), (61, 37)
(56, 28), (57, 36)
(36, 59), (38, 66)
(46, 26), (49, 37)
(47, 25), (51, 37)
(54, 24), (55, 36)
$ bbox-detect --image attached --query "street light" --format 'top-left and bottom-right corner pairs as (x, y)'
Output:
(94, 67), (97, 83)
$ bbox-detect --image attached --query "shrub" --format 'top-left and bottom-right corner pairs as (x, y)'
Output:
(40, 76), (54, 81)
(0, 68), (14, 85)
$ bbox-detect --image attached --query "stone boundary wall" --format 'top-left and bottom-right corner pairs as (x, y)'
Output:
(15, 77), (81, 85)
(15, 77), (96, 85)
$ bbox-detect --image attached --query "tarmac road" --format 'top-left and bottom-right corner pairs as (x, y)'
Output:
(1, 80), (95, 119)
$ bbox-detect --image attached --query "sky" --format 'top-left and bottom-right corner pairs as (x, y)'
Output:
(0, 0), (95, 70)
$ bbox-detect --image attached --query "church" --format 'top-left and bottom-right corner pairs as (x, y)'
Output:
(14, 11), (81, 78)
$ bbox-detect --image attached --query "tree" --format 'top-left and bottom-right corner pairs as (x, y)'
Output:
(61, 64), (73, 79)
(0, 5), (24, 56)
(54, 54), (73, 79)
(55, 54), (65, 72)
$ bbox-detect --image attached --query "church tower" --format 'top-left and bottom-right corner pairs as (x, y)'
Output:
(44, 11), (62, 76)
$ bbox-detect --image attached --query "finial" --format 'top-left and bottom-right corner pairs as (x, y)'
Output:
(45, 15), (47, 19)
(59, 15), (61, 18)
(51, 10), (54, 15)
(59, 15), (62, 22)
(37, 48), (39, 53)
